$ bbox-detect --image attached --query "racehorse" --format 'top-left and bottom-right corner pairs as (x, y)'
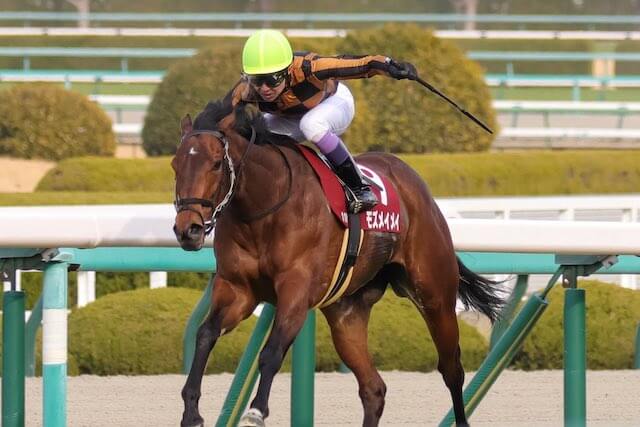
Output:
(172, 99), (504, 427)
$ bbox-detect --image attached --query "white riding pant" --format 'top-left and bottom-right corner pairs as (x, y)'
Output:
(263, 82), (355, 143)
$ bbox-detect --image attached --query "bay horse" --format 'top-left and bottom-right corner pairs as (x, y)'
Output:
(172, 99), (504, 427)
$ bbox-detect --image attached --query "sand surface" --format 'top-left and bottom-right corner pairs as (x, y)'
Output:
(0, 157), (55, 192)
(20, 370), (640, 426)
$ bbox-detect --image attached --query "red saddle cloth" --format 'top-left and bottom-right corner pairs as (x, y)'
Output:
(297, 145), (402, 233)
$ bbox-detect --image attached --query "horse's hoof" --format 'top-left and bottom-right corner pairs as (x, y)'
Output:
(238, 408), (265, 427)
(180, 415), (204, 427)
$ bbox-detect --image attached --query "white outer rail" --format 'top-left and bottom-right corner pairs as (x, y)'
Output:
(96, 97), (640, 113)
(493, 100), (640, 112)
(499, 127), (640, 139)
(438, 194), (640, 222)
(110, 124), (640, 142)
(0, 204), (638, 255)
(0, 27), (639, 41)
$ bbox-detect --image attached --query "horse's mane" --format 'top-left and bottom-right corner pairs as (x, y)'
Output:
(192, 99), (287, 146)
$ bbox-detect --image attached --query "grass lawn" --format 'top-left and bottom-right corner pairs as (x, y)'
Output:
(0, 192), (172, 206)
(0, 81), (158, 96)
(491, 86), (640, 102)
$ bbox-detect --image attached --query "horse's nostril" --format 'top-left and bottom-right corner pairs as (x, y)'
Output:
(187, 223), (203, 238)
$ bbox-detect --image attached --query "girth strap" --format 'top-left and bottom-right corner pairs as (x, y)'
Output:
(314, 213), (363, 309)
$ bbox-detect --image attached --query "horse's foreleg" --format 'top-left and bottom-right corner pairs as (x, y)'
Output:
(322, 281), (387, 427)
(239, 270), (312, 426)
(181, 277), (256, 427)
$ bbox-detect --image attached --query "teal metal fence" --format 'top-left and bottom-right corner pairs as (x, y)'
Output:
(1, 12), (640, 29)
(3, 249), (640, 426)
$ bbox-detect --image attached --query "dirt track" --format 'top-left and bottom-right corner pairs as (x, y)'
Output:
(22, 370), (640, 426)
(0, 157), (54, 192)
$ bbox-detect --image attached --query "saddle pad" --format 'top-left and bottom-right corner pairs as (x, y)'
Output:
(297, 145), (402, 233)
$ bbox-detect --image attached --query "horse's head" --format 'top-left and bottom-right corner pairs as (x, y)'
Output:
(172, 113), (234, 250)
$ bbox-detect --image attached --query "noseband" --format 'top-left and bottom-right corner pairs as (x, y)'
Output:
(174, 128), (256, 235)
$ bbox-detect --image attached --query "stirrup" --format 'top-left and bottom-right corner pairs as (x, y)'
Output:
(347, 187), (378, 214)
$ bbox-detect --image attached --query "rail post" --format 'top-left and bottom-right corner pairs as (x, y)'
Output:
(490, 274), (529, 349)
(216, 304), (276, 427)
(2, 267), (25, 427)
(42, 261), (68, 427)
(292, 311), (316, 427)
(634, 322), (640, 369)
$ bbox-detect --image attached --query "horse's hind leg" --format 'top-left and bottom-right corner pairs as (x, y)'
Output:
(423, 305), (468, 426)
(181, 276), (256, 427)
(406, 264), (469, 426)
(322, 277), (388, 427)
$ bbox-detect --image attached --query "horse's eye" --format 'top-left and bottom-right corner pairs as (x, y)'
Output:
(212, 160), (222, 170)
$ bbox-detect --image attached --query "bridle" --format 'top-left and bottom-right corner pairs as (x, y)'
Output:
(174, 128), (253, 235)
(174, 126), (292, 235)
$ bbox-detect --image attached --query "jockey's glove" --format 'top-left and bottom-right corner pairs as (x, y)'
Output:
(385, 58), (418, 80)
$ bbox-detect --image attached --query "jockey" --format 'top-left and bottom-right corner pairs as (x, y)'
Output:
(227, 29), (417, 214)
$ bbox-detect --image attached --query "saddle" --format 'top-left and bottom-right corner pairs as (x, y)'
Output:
(295, 144), (402, 308)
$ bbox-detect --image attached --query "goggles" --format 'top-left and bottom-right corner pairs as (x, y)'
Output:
(244, 69), (288, 88)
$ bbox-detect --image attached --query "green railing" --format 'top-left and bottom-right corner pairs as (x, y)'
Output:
(4, 46), (640, 74)
(0, 47), (194, 72)
(1, 12), (640, 28)
(3, 249), (640, 427)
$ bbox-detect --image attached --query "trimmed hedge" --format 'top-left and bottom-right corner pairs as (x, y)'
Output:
(4, 280), (638, 375)
(36, 156), (173, 192)
(67, 287), (487, 375)
(340, 24), (496, 153)
(142, 48), (241, 156)
(34, 150), (640, 197)
(512, 280), (640, 369)
(0, 84), (115, 160)
(0, 317), (80, 376)
(0, 191), (171, 206)
(402, 150), (640, 196)
(0, 271), (210, 311)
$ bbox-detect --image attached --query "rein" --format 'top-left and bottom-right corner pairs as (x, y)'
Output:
(174, 127), (292, 234)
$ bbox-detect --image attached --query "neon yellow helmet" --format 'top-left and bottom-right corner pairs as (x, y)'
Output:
(242, 29), (293, 75)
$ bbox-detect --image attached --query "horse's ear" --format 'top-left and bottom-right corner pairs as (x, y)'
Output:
(218, 111), (236, 132)
(180, 114), (193, 137)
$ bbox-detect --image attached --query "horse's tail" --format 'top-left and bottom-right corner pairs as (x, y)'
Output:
(456, 257), (506, 324)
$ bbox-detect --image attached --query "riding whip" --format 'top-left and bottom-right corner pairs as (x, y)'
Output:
(411, 75), (494, 135)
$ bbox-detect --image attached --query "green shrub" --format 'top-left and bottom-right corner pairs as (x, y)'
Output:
(0, 311), (80, 377)
(142, 48), (241, 156)
(403, 150), (640, 197)
(0, 84), (115, 160)
(512, 280), (640, 370)
(0, 271), (209, 311)
(0, 191), (172, 206)
(36, 156), (173, 192)
(69, 287), (260, 375)
(365, 291), (488, 371)
(34, 150), (640, 197)
(339, 24), (497, 153)
(67, 287), (486, 375)
(167, 272), (211, 290)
